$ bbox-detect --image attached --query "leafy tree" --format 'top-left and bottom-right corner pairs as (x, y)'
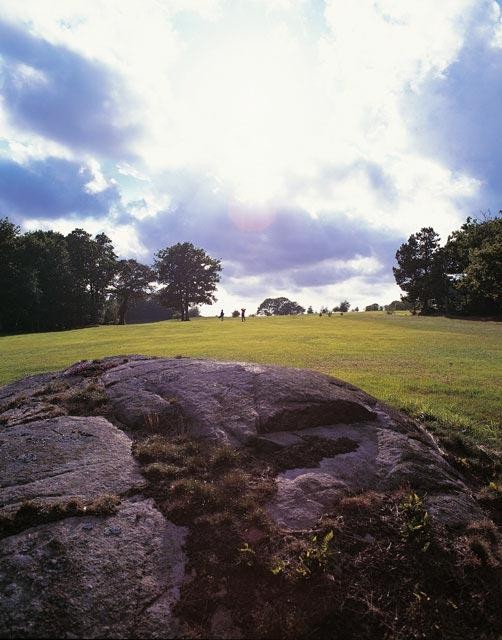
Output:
(109, 259), (154, 324)
(307, 305), (314, 314)
(232, 310), (240, 317)
(393, 227), (445, 314)
(155, 242), (221, 321)
(19, 230), (75, 331)
(188, 306), (201, 318)
(0, 218), (24, 331)
(66, 229), (117, 325)
(257, 297), (305, 316)
(365, 303), (380, 311)
(333, 300), (350, 313)
(445, 214), (502, 314)
(89, 233), (118, 324)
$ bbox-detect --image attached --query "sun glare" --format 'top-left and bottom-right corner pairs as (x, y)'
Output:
(172, 31), (321, 204)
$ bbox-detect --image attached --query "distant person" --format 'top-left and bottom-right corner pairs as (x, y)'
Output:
(241, 308), (246, 322)
(219, 309), (224, 321)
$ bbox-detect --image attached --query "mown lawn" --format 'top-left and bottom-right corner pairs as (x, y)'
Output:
(1, 312), (500, 447)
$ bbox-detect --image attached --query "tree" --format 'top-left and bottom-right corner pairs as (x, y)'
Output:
(333, 300), (350, 313)
(307, 305), (314, 314)
(66, 229), (117, 325)
(385, 299), (411, 312)
(0, 218), (24, 331)
(256, 297), (305, 316)
(155, 242), (221, 321)
(232, 310), (240, 317)
(365, 303), (380, 311)
(393, 227), (445, 314)
(109, 259), (154, 324)
(19, 230), (75, 331)
(444, 214), (502, 314)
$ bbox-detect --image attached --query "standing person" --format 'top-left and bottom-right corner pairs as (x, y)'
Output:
(241, 308), (246, 322)
(219, 309), (224, 321)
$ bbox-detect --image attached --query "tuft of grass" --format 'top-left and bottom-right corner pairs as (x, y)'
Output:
(142, 462), (186, 480)
(208, 445), (241, 470)
(133, 434), (201, 464)
(32, 378), (109, 417)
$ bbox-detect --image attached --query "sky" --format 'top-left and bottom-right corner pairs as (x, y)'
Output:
(1, 0), (501, 314)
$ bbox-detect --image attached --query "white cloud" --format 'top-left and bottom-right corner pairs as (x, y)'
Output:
(117, 162), (150, 182)
(127, 192), (171, 221)
(2, 0), (501, 307)
(83, 158), (111, 194)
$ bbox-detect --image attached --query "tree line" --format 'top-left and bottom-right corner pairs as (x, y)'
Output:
(0, 218), (221, 333)
(393, 213), (501, 315)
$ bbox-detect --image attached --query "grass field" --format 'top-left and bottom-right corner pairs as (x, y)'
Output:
(1, 312), (500, 448)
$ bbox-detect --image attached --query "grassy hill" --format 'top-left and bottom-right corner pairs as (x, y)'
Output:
(1, 312), (500, 447)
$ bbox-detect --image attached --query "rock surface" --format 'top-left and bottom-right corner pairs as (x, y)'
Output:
(0, 415), (145, 509)
(0, 356), (491, 638)
(0, 499), (187, 639)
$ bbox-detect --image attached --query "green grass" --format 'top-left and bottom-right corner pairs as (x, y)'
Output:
(1, 312), (500, 447)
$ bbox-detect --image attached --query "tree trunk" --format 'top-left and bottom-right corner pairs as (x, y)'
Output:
(118, 299), (127, 325)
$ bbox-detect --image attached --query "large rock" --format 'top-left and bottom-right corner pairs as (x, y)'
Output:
(0, 356), (491, 638)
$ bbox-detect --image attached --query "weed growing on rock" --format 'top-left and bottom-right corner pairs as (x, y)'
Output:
(32, 377), (109, 417)
(400, 491), (431, 548)
(0, 494), (121, 538)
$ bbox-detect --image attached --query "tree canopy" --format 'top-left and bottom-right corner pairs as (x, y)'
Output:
(257, 297), (305, 316)
(445, 215), (502, 314)
(109, 259), (154, 325)
(333, 300), (350, 313)
(393, 227), (444, 314)
(154, 242), (221, 321)
(393, 214), (501, 315)
(0, 220), (120, 332)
